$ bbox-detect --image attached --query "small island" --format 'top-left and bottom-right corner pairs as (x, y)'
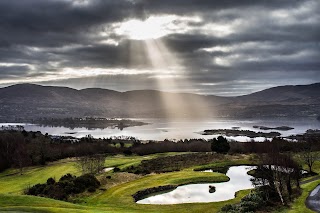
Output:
(34, 117), (148, 130)
(201, 129), (281, 138)
(286, 129), (320, 141)
(253, 125), (294, 131)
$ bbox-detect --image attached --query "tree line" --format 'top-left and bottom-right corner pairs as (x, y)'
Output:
(1, 129), (319, 174)
(0, 130), (124, 172)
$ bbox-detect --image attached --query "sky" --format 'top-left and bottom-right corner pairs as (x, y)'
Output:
(0, 0), (319, 96)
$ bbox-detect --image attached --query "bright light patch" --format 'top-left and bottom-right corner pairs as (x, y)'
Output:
(116, 15), (202, 40)
(100, 39), (119, 46)
(0, 62), (36, 71)
(215, 57), (230, 66)
(68, 0), (90, 7)
(61, 67), (152, 77)
(116, 16), (174, 40)
(0, 67), (154, 85)
(200, 46), (231, 53)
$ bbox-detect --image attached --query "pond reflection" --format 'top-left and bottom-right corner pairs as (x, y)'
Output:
(137, 165), (256, 204)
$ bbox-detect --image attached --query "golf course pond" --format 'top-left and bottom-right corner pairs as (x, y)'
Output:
(137, 165), (256, 204)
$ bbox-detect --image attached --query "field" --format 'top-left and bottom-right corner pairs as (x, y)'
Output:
(0, 153), (319, 213)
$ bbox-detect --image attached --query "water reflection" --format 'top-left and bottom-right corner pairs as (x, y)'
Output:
(137, 165), (256, 204)
(0, 118), (319, 141)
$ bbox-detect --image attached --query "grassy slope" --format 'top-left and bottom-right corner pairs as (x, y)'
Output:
(0, 160), (80, 194)
(83, 169), (230, 213)
(0, 153), (252, 213)
(0, 152), (187, 194)
(2, 152), (319, 213)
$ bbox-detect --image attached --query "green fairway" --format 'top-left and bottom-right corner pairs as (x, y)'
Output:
(0, 160), (80, 194)
(0, 153), (253, 213)
(3, 152), (319, 213)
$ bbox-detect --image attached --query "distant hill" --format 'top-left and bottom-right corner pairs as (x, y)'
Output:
(228, 83), (320, 118)
(235, 83), (320, 105)
(0, 83), (319, 121)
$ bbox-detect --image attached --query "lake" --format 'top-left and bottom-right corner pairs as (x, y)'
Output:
(137, 165), (256, 204)
(1, 117), (319, 141)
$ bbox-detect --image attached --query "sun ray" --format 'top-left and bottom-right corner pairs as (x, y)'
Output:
(137, 38), (213, 137)
(116, 15), (215, 133)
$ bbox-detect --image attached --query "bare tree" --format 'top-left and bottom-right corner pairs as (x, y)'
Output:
(301, 138), (319, 173)
(251, 141), (301, 205)
(77, 155), (105, 174)
(12, 138), (31, 174)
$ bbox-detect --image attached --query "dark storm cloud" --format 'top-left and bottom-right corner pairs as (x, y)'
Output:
(0, 0), (319, 95)
(140, 0), (302, 15)
(0, 65), (31, 77)
(0, 0), (136, 47)
(55, 40), (153, 69)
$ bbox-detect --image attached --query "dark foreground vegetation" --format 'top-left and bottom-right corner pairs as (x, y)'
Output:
(131, 139), (211, 155)
(221, 134), (304, 212)
(26, 173), (100, 201)
(0, 130), (129, 172)
(124, 153), (225, 174)
(2, 128), (320, 174)
(132, 185), (177, 202)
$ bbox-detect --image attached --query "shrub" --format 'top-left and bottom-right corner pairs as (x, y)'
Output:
(113, 167), (120, 172)
(88, 186), (96, 193)
(25, 173), (100, 201)
(220, 190), (266, 213)
(46, 177), (56, 185)
(220, 204), (234, 212)
(59, 173), (75, 181)
(132, 185), (177, 202)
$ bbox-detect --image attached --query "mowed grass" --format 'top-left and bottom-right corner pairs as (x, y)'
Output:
(0, 153), (253, 213)
(83, 169), (232, 213)
(0, 160), (80, 194)
(0, 152), (186, 195)
(2, 152), (319, 213)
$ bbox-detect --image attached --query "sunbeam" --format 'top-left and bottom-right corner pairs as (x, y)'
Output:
(128, 36), (214, 133)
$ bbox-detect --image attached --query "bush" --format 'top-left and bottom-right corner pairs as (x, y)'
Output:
(113, 167), (120, 172)
(46, 177), (56, 185)
(75, 174), (100, 190)
(88, 186), (96, 193)
(59, 173), (75, 181)
(132, 185), (177, 202)
(25, 173), (100, 201)
(220, 190), (266, 213)
(221, 204), (233, 212)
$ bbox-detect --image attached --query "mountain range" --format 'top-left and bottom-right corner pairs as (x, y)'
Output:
(0, 83), (319, 121)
